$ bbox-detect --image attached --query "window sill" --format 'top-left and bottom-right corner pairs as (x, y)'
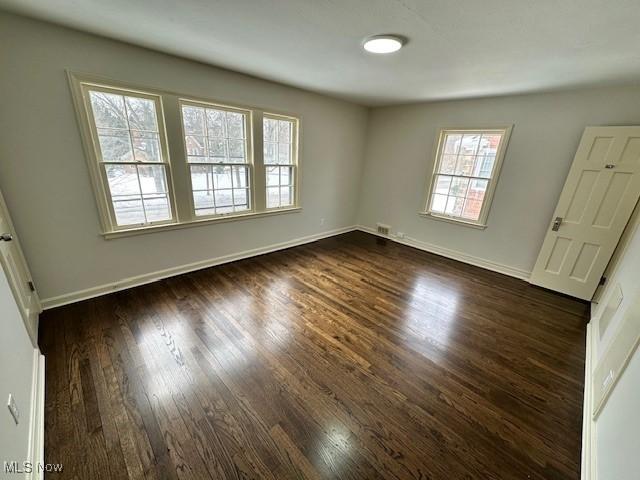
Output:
(418, 211), (487, 230)
(103, 207), (302, 239)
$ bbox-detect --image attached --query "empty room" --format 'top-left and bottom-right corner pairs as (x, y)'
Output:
(1, 1), (639, 479)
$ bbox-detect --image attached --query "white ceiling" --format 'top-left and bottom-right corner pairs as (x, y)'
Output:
(2, 0), (639, 106)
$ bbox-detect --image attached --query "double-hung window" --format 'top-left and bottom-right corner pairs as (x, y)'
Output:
(84, 86), (175, 228)
(181, 102), (252, 216)
(264, 115), (297, 209)
(70, 73), (301, 237)
(423, 127), (512, 227)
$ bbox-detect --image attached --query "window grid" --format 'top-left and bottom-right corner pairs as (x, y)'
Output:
(182, 104), (252, 217)
(264, 116), (296, 209)
(428, 131), (505, 223)
(88, 89), (173, 228)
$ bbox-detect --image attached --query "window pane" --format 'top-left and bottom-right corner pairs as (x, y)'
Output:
(449, 177), (470, 197)
(190, 165), (212, 191)
(434, 175), (452, 195)
(233, 188), (248, 207)
(206, 109), (225, 137)
(478, 134), (501, 156)
(226, 112), (244, 139)
(232, 166), (248, 188)
(214, 189), (233, 207)
(468, 179), (488, 202)
(439, 154), (457, 174)
(280, 186), (293, 206)
(460, 134), (481, 155)
(105, 164), (140, 196)
(208, 138), (226, 160)
(228, 140), (245, 161)
(131, 131), (161, 162)
(278, 143), (291, 164)
(455, 156), (475, 176)
(476, 155), (495, 178)
(89, 92), (128, 129)
(443, 134), (461, 154)
(462, 199), (483, 221)
(185, 135), (206, 158)
(181, 106), (205, 135)
(445, 196), (465, 216)
(137, 165), (168, 194)
(125, 96), (158, 132)
(97, 129), (133, 162)
(143, 194), (171, 222)
(264, 142), (277, 165)
(213, 166), (232, 189)
(113, 197), (145, 225)
(193, 190), (215, 212)
(266, 166), (279, 186)
(267, 186), (280, 208)
(278, 121), (291, 143)
(280, 166), (293, 186)
(431, 194), (447, 213)
(264, 118), (277, 142)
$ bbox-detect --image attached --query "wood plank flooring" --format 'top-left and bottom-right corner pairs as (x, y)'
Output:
(38, 231), (588, 480)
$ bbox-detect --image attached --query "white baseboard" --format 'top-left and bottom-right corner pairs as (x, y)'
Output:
(582, 322), (597, 480)
(41, 226), (357, 309)
(27, 349), (45, 480)
(354, 225), (531, 281)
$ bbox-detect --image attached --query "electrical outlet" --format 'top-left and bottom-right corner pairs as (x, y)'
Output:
(7, 394), (20, 425)
(396, 231), (406, 239)
(320, 218), (325, 226)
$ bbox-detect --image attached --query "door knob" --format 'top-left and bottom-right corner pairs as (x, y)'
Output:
(551, 217), (563, 232)
(0, 233), (13, 241)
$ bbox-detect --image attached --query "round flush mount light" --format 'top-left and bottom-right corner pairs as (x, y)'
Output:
(363, 35), (406, 54)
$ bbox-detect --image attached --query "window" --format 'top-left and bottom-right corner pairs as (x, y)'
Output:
(85, 87), (175, 228)
(181, 102), (251, 216)
(264, 115), (297, 209)
(69, 73), (301, 237)
(424, 127), (512, 226)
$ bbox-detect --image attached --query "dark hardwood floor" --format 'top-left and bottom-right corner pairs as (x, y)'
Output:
(39, 231), (588, 480)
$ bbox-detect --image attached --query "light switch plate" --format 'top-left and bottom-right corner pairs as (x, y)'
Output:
(7, 394), (20, 425)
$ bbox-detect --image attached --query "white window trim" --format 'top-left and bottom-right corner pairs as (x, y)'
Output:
(263, 112), (300, 210)
(179, 98), (256, 219)
(67, 71), (302, 239)
(420, 125), (513, 228)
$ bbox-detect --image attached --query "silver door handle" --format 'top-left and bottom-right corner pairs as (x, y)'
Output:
(0, 233), (13, 241)
(552, 217), (563, 231)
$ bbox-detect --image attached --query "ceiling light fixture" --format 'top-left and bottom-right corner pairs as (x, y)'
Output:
(363, 35), (405, 54)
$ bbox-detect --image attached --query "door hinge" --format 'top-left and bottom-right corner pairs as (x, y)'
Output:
(599, 276), (607, 286)
(27, 281), (35, 292)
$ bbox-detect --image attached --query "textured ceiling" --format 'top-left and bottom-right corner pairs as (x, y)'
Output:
(1, 0), (639, 106)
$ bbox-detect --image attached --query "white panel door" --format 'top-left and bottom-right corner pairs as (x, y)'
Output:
(530, 126), (640, 300)
(0, 188), (40, 345)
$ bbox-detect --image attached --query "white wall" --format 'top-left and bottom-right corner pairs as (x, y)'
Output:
(595, 349), (640, 479)
(589, 215), (640, 478)
(357, 86), (640, 275)
(0, 12), (369, 303)
(0, 266), (36, 473)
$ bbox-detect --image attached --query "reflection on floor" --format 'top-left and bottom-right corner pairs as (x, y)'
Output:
(39, 231), (588, 479)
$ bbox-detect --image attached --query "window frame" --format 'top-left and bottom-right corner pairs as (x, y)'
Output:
(421, 126), (513, 228)
(72, 79), (178, 232)
(178, 98), (255, 219)
(68, 72), (302, 238)
(263, 112), (300, 210)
